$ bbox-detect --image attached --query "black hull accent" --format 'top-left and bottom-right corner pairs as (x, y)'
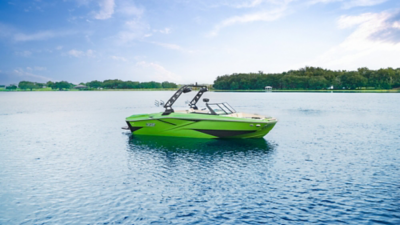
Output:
(158, 119), (176, 126)
(126, 121), (143, 132)
(194, 129), (256, 138)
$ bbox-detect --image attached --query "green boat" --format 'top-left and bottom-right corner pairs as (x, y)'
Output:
(125, 84), (277, 139)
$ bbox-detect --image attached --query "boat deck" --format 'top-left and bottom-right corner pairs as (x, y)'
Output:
(174, 109), (269, 120)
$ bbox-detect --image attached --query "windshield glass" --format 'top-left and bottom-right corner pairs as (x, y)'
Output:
(208, 104), (226, 115)
(207, 103), (236, 115)
(224, 103), (236, 113)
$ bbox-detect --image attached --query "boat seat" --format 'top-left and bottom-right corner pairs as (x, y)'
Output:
(174, 109), (210, 114)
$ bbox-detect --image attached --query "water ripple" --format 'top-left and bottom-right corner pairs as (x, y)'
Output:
(0, 92), (400, 224)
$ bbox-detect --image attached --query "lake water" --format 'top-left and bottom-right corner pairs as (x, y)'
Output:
(0, 91), (399, 224)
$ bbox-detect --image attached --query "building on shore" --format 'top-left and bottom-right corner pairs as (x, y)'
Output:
(74, 85), (88, 90)
(265, 86), (272, 92)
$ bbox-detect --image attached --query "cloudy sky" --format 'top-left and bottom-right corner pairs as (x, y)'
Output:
(0, 0), (399, 85)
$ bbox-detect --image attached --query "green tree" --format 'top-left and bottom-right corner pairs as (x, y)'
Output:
(161, 81), (178, 88)
(46, 81), (54, 89)
(369, 68), (395, 89)
(86, 80), (103, 89)
(53, 81), (71, 90)
(6, 84), (17, 90)
(308, 76), (328, 90)
(280, 75), (309, 89)
(229, 81), (237, 90)
(212, 66), (376, 90)
(124, 81), (141, 89)
(103, 79), (123, 89)
(18, 81), (38, 91)
(35, 83), (45, 88)
(140, 81), (162, 88)
(340, 72), (367, 89)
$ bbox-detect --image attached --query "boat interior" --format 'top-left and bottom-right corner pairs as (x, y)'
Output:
(175, 108), (268, 120)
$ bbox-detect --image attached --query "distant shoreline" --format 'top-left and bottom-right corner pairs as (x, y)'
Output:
(0, 88), (179, 92)
(1, 88), (400, 93)
(214, 89), (400, 93)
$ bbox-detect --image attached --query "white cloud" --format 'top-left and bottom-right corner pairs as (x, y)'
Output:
(207, 0), (274, 9)
(68, 49), (84, 57)
(0, 22), (73, 42)
(26, 66), (47, 71)
(117, 30), (146, 43)
(337, 11), (400, 45)
(111, 55), (127, 62)
(13, 68), (52, 82)
(68, 49), (95, 57)
(309, 0), (387, 9)
(158, 28), (171, 34)
(120, 27), (171, 44)
(118, 0), (144, 17)
(74, 0), (91, 6)
(136, 61), (182, 82)
(208, 2), (289, 36)
(308, 0), (341, 5)
(94, 0), (115, 20)
(231, 0), (265, 8)
(337, 13), (374, 29)
(394, 21), (400, 29)
(342, 0), (387, 9)
(14, 31), (56, 41)
(15, 50), (32, 57)
(112, 1), (149, 44)
(125, 20), (147, 30)
(116, 20), (150, 44)
(301, 11), (400, 70)
(86, 49), (95, 57)
(56, 46), (63, 50)
(13, 30), (74, 42)
(0, 23), (15, 38)
(148, 41), (193, 53)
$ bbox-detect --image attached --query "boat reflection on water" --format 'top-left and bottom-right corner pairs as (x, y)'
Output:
(126, 133), (276, 155)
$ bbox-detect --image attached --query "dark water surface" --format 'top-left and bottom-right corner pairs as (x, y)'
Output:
(1, 92), (399, 224)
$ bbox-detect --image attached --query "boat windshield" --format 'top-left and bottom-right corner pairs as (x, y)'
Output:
(207, 102), (236, 115)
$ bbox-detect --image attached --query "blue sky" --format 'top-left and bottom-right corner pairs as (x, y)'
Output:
(0, 0), (399, 85)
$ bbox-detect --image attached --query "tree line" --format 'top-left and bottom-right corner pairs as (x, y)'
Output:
(85, 80), (177, 89)
(213, 67), (400, 90)
(11, 80), (178, 91)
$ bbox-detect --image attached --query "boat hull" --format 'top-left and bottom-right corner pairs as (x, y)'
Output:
(126, 113), (277, 139)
